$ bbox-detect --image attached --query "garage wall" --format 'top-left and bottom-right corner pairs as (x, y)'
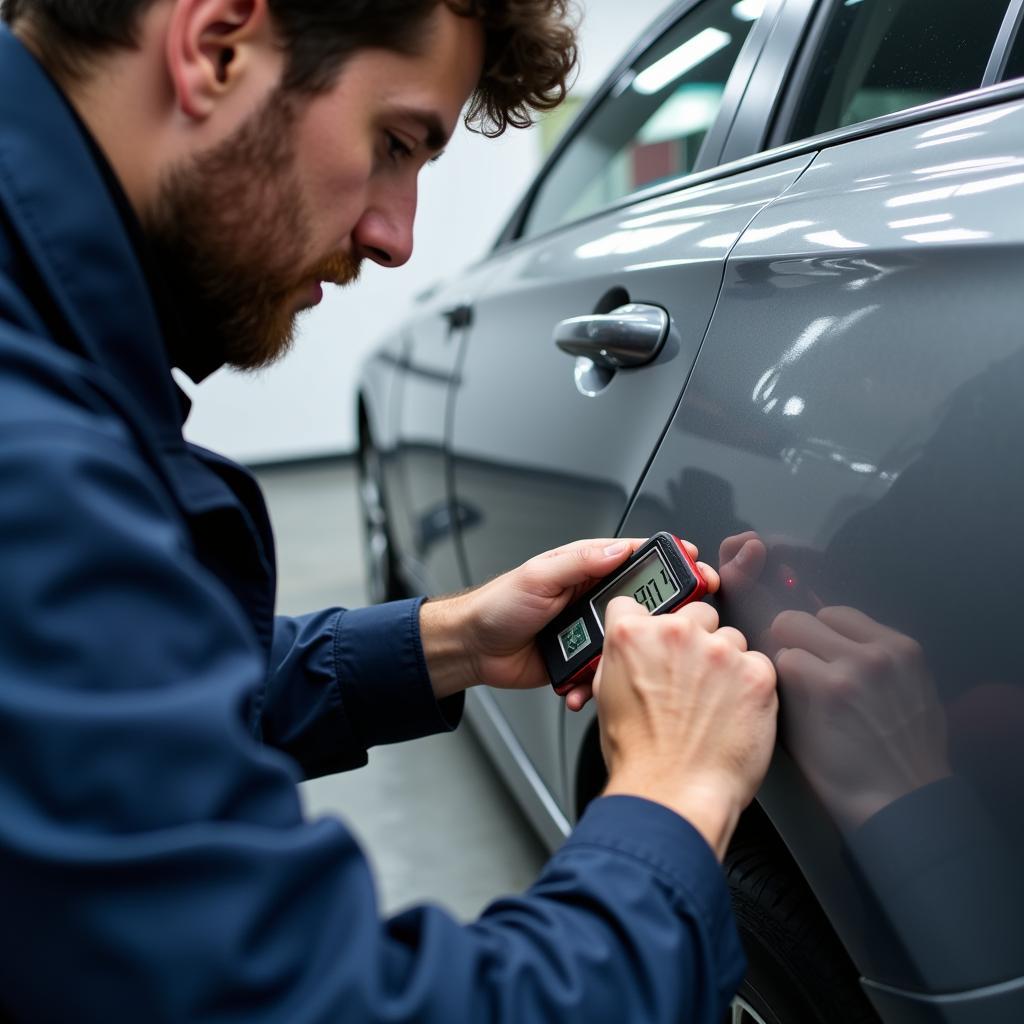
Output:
(182, 0), (679, 464)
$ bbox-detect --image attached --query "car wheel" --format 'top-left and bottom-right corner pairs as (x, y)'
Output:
(725, 845), (880, 1024)
(729, 994), (774, 1023)
(357, 425), (405, 604)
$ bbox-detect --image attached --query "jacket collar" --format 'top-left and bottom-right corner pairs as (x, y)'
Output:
(0, 27), (187, 449)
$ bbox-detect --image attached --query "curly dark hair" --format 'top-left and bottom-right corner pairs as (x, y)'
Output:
(0, 0), (578, 136)
(445, 0), (577, 135)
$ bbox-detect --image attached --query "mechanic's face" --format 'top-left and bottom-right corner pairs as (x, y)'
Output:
(145, 6), (484, 370)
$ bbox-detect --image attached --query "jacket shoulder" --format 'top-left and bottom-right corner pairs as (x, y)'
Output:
(0, 313), (137, 446)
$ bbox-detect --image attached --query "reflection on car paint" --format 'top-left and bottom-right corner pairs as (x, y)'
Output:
(623, 100), (1024, 997)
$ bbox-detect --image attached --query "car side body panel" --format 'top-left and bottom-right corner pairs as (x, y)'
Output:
(384, 268), (501, 598)
(356, 3), (1024, 1018)
(447, 155), (813, 806)
(621, 96), (1024, 1016)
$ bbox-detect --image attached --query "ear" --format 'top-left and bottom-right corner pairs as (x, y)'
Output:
(165, 0), (277, 121)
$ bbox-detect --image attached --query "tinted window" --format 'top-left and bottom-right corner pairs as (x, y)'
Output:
(521, 0), (762, 240)
(786, 0), (1009, 142)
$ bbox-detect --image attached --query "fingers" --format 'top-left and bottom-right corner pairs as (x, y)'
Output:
(677, 600), (720, 632)
(564, 681), (593, 711)
(528, 538), (647, 596)
(716, 625), (748, 651)
(696, 561), (720, 594)
(531, 536), (708, 591)
(747, 648), (779, 680)
(604, 595), (651, 623)
(679, 538), (700, 561)
(582, 626), (749, 707)
(604, 596), (722, 635)
(543, 538), (646, 563)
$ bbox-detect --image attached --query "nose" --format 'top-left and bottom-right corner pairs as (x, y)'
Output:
(352, 182), (417, 268)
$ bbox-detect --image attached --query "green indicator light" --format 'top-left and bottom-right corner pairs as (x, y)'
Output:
(558, 618), (591, 661)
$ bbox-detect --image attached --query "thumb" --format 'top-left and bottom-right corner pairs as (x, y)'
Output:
(522, 538), (647, 597)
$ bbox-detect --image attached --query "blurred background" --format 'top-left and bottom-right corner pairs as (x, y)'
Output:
(182, 0), (679, 464)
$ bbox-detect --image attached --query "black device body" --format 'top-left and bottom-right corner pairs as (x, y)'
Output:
(538, 532), (707, 695)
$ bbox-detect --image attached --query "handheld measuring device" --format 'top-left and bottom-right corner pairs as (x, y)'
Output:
(538, 532), (708, 695)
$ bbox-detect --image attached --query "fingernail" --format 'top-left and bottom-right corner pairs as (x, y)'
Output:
(604, 542), (627, 557)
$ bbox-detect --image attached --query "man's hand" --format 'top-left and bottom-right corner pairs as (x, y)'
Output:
(419, 538), (720, 711)
(596, 597), (777, 859)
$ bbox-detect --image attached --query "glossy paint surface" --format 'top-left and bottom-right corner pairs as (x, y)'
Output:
(447, 156), (810, 799)
(384, 268), (499, 598)
(623, 97), (1024, 999)
(357, 2), (1024, 1017)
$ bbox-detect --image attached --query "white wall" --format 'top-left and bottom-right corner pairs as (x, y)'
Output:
(182, 0), (678, 463)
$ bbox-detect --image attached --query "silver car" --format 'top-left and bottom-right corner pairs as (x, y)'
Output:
(357, 1), (1024, 1021)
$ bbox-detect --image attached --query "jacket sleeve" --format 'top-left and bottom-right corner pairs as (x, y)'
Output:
(265, 603), (463, 779)
(0, 415), (745, 1024)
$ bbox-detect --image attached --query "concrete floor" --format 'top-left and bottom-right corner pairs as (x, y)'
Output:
(255, 459), (547, 921)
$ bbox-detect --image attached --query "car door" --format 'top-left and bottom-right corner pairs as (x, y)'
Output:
(618, 1), (1024, 1019)
(446, 0), (814, 804)
(385, 265), (502, 598)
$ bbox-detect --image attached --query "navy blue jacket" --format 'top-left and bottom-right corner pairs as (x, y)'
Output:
(0, 27), (745, 1022)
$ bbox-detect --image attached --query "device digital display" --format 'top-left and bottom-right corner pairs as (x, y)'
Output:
(590, 548), (681, 628)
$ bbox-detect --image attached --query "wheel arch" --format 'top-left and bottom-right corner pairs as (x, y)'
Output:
(573, 719), (793, 859)
(571, 718), (868, 1008)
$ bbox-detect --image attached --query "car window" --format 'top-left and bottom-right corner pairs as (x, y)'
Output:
(784, 0), (1010, 143)
(520, 0), (764, 240)
(1002, 21), (1024, 81)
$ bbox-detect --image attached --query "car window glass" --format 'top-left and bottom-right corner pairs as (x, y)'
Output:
(521, 0), (763, 240)
(785, 0), (1010, 143)
(1002, 23), (1024, 81)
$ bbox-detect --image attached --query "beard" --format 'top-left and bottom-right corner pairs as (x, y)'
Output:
(142, 89), (360, 372)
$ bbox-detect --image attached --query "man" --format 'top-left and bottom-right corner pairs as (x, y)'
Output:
(0, 1), (778, 1020)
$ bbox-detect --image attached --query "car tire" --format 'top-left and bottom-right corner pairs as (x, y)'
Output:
(725, 845), (879, 1024)
(357, 424), (405, 605)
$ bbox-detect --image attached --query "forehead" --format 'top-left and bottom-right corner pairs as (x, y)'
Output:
(323, 7), (485, 133)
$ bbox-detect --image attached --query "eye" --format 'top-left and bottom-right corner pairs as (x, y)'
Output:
(385, 131), (414, 163)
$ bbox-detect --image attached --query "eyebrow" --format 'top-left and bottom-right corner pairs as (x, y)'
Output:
(395, 107), (450, 157)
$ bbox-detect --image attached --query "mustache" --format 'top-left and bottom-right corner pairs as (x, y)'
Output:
(309, 250), (362, 288)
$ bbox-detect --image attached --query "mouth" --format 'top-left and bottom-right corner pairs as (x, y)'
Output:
(294, 254), (360, 312)
(293, 280), (323, 313)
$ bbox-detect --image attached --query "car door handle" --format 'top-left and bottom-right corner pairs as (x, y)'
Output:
(442, 304), (474, 329)
(553, 303), (669, 369)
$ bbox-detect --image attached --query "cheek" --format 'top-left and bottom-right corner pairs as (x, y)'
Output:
(294, 119), (374, 223)
(302, 160), (373, 247)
